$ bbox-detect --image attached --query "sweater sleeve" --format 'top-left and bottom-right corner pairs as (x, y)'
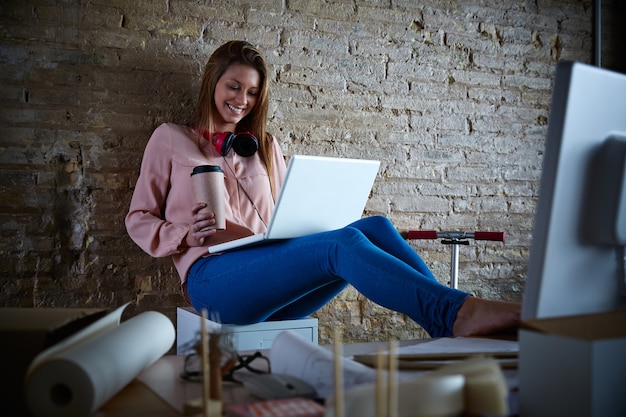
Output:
(125, 125), (189, 257)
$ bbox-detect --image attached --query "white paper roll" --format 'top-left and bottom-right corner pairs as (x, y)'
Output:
(25, 307), (175, 417)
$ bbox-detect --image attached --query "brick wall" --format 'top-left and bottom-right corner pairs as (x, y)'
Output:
(0, 0), (607, 343)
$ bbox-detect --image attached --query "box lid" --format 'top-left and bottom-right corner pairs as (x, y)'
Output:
(521, 308), (626, 340)
(0, 308), (106, 348)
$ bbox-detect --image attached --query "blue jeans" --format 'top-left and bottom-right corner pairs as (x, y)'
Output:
(186, 216), (469, 337)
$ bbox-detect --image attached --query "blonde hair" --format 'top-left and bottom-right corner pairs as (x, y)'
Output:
(191, 41), (275, 196)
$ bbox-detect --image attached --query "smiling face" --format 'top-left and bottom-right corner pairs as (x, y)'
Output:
(212, 63), (260, 133)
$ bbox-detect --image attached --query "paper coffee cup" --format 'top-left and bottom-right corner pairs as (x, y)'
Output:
(191, 165), (226, 230)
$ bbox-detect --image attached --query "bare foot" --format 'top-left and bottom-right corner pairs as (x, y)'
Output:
(452, 297), (521, 337)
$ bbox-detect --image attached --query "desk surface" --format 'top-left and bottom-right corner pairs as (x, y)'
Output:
(97, 379), (180, 417)
(98, 338), (519, 416)
(98, 340), (423, 416)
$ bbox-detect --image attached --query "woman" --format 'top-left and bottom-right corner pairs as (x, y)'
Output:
(125, 40), (520, 338)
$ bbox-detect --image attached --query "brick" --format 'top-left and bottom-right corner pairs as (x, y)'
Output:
(288, 0), (356, 20)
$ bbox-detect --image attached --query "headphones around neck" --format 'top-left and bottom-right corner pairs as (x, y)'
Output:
(213, 131), (259, 157)
(197, 129), (269, 226)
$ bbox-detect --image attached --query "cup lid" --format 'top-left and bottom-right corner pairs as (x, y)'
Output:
(191, 165), (224, 176)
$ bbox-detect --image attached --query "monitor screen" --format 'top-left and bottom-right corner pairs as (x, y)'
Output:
(522, 61), (626, 319)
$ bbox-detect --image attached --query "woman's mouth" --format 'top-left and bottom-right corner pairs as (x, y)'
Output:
(227, 103), (244, 114)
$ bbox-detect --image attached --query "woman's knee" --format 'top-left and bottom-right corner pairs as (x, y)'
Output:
(351, 215), (395, 234)
(367, 215), (393, 228)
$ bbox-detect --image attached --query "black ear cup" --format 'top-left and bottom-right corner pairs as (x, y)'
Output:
(230, 133), (259, 157)
(217, 132), (259, 157)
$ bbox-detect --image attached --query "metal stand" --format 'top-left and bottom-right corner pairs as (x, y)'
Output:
(406, 230), (505, 289)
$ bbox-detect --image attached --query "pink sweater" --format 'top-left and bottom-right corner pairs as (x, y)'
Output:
(125, 123), (287, 284)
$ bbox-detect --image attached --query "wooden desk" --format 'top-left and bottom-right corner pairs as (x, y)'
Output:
(97, 379), (180, 417)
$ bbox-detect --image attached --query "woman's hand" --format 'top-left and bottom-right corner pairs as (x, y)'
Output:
(184, 203), (218, 247)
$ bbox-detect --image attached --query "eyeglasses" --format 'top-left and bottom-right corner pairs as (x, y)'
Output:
(223, 351), (271, 383)
(180, 351), (271, 384)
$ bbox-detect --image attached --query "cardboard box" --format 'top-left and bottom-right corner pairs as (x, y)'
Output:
(519, 309), (626, 417)
(177, 306), (318, 354)
(0, 307), (107, 416)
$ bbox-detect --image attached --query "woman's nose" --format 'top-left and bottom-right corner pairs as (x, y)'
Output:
(235, 90), (247, 105)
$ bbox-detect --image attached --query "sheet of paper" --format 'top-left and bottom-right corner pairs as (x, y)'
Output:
(136, 356), (199, 414)
(394, 337), (518, 356)
(269, 330), (379, 399)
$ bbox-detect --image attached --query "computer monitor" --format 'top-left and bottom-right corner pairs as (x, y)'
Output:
(522, 61), (626, 319)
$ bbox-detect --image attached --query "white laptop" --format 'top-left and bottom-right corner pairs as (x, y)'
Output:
(208, 155), (380, 254)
